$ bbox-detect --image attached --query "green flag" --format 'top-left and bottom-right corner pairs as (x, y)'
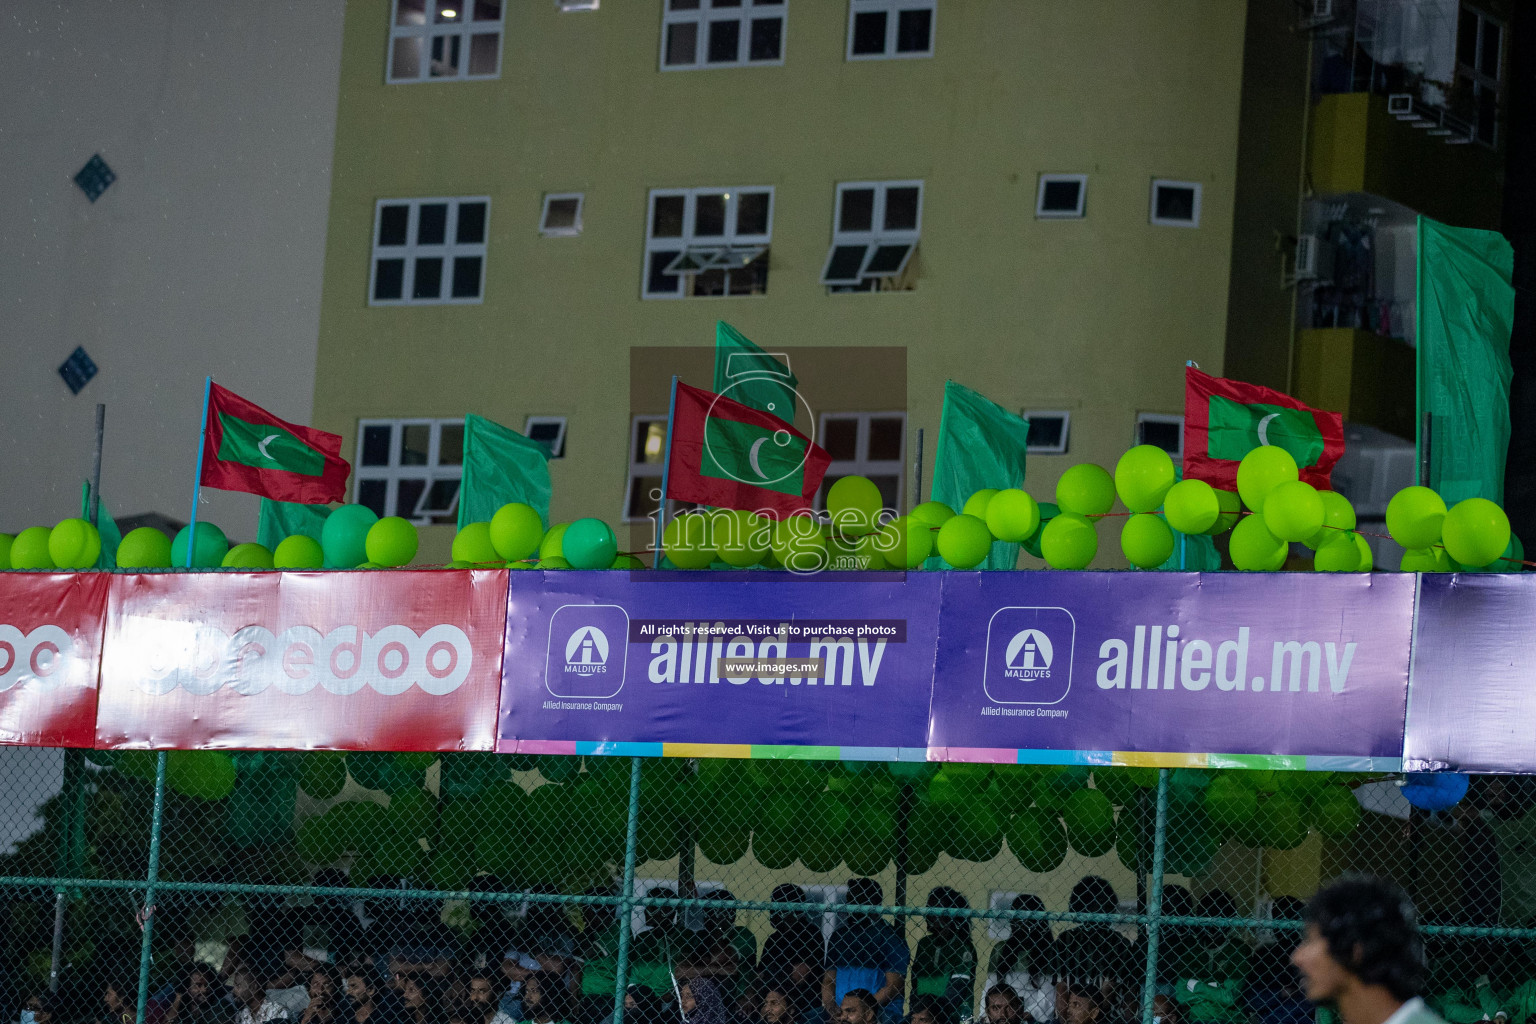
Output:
(1416, 215), (1516, 505)
(928, 380), (1030, 569)
(458, 413), (552, 529)
(714, 321), (798, 425)
(79, 482), (121, 570)
(257, 499), (331, 551)
(216, 413), (326, 476)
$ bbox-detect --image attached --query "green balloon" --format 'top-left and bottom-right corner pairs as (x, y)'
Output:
(936, 513), (992, 568)
(536, 521), (568, 560)
(299, 752), (349, 800)
(1264, 481), (1325, 543)
(1400, 546), (1453, 573)
(320, 504), (378, 568)
(1063, 788), (1116, 857)
(664, 514), (716, 569)
(961, 488), (1000, 520)
(1309, 785), (1361, 838)
(1442, 497), (1510, 568)
(770, 516), (826, 573)
(273, 534), (324, 569)
(611, 554), (646, 569)
(874, 516), (933, 568)
(1459, 532), (1523, 573)
(1056, 464), (1115, 517)
(1314, 532), (1364, 572)
(1114, 445), (1176, 514)
(171, 522), (228, 569)
(1116, 807), (1152, 873)
(911, 501), (956, 528)
(366, 517), (419, 567)
(1006, 807), (1068, 873)
(1236, 447), (1298, 513)
(1305, 490), (1357, 549)
(1021, 502), (1058, 559)
(451, 521), (499, 565)
(1207, 488), (1242, 535)
(222, 542), (275, 569)
(985, 489), (1040, 543)
(827, 476), (884, 534)
(49, 519), (101, 570)
(1385, 486), (1446, 550)
(563, 518), (618, 570)
(1257, 793), (1308, 849)
(1164, 479), (1220, 535)
(829, 533), (882, 571)
(490, 502), (544, 562)
(10, 527), (56, 570)
(166, 750), (237, 801)
(537, 556), (572, 569)
(1120, 513), (1174, 569)
(1204, 775), (1259, 841)
(712, 509), (770, 567)
(1090, 769), (1138, 809)
(0, 534), (12, 569)
(1229, 514), (1286, 571)
(1041, 512), (1097, 569)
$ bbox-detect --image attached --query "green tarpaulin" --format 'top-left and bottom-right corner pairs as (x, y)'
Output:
(928, 380), (1030, 569)
(457, 413), (552, 529)
(714, 321), (798, 425)
(79, 482), (121, 570)
(257, 499), (331, 552)
(1416, 215), (1516, 505)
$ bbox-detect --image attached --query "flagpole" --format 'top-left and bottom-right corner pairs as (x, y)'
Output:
(1180, 361), (1197, 572)
(186, 377), (213, 569)
(653, 375), (681, 568)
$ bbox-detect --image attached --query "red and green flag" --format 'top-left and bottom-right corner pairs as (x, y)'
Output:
(199, 383), (350, 504)
(664, 382), (831, 519)
(1183, 366), (1344, 490)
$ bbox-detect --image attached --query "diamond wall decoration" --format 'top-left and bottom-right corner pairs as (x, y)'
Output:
(74, 154), (116, 203)
(58, 347), (98, 395)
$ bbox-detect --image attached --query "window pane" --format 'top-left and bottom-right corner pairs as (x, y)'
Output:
(752, 0), (784, 5)
(1139, 420), (1181, 454)
(736, 192), (770, 235)
(851, 10), (887, 55)
(451, 256), (483, 299)
(423, 478), (461, 511)
(710, 0), (742, 6)
(469, 33), (500, 74)
(725, 253), (769, 296)
(1155, 185), (1196, 222)
(895, 8), (932, 53)
(1480, 22), (1501, 79)
(666, 22), (698, 65)
(652, 195), (686, 237)
(413, 257), (444, 299)
(823, 418), (858, 460)
(472, 0), (502, 21)
(374, 259), (406, 300)
(637, 420), (667, 464)
(397, 478), (428, 517)
(456, 202), (487, 244)
(693, 267), (728, 297)
(839, 188), (876, 232)
(1458, 10), (1478, 68)
(868, 417), (904, 460)
(429, 33), (461, 76)
(361, 425), (393, 466)
(628, 476), (662, 519)
(864, 243), (911, 277)
(749, 16), (782, 60)
(648, 250), (683, 294)
(695, 193), (727, 236)
(544, 197), (580, 231)
(418, 203), (449, 245)
(391, 37), (423, 80)
(1476, 85), (1497, 142)
(707, 19), (741, 63)
(438, 422), (465, 464)
(1041, 180), (1081, 212)
(378, 205), (410, 246)
(669, 0), (701, 8)
(870, 475), (900, 513)
(397, 0), (427, 26)
(400, 425), (432, 466)
(1027, 417), (1065, 449)
(358, 479), (388, 518)
(884, 187), (920, 231)
(825, 245), (868, 282)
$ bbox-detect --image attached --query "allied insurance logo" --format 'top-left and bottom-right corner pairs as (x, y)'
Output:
(983, 606), (1076, 705)
(546, 604), (629, 699)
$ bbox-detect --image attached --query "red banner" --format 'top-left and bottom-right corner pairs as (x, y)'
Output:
(95, 571), (507, 750)
(0, 574), (108, 747)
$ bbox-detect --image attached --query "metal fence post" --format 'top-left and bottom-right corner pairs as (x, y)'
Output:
(134, 752), (169, 1024)
(611, 757), (644, 1024)
(1140, 769), (1171, 1024)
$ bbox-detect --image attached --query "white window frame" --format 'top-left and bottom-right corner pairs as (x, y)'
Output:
(387, 0), (505, 83)
(1035, 174), (1088, 219)
(540, 193), (585, 237)
(815, 411), (906, 514)
(846, 0), (935, 61)
(821, 180), (924, 288)
(642, 186), (775, 300)
(623, 415), (695, 523)
(369, 197), (490, 306)
(1457, 7), (1503, 147)
(1024, 410), (1071, 455)
(558, 0), (599, 10)
(660, 0), (788, 71)
(1136, 413), (1185, 459)
(524, 415), (568, 459)
(354, 418), (465, 524)
(1149, 179), (1202, 228)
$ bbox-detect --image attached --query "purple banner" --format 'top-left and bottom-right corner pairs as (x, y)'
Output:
(927, 572), (1415, 760)
(1404, 574), (1535, 773)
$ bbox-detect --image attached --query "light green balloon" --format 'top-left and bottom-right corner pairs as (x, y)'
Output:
(222, 542), (275, 569)
(712, 509), (770, 567)
(611, 554), (646, 569)
(1314, 532), (1363, 572)
(1264, 480), (1325, 543)
(273, 534), (324, 569)
(10, 527), (55, 570)
(911, 501), (955, 528)
(1121, 513), (1175, 569)
(827, 476), (884, 534)
(875, 516), (933, 568)
(562, 518), (617, 570)
(1229, 514), (1287, 571)
(320, 504), (377, 568)
(985, 489), (1040, 543)
(829, 533), (883, 570)
(489, 502), (544, 562)
(664, 514), (716, 569)
(451, 521), (499, 565)
(1458, 532), (1523, 573)
(1385, 486), (1446, 550)
(117, 527), (172, 569)
(172, 522), (229, 569)
(937, 513), (992, 568)
(1056, 464), (1115, 517)
(366, 517), (419, 567)
(49, 519), (101, 570)
(1236, 447), (1298, 513)
(1304, 490), (1356, 549)
(961, 488), (1000, 520)
(537, 555), (572, 569)
(1114, 445), (1176, 514)
(1021, 502), (1058, 559)
(1164, 479), (1219, 534)
(0, 534), (12, 569)
(1399, 546), (1453, 573)
(1442, 497), (1510, 568)
(1206, 488), (1242, 535)
(1041, 512), (1097, 569)
(770, 516), (827, 573)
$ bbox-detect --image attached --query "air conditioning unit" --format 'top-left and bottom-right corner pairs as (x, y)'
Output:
(1294, 234), (1335, 281)
(1388, 93), (1415, 117)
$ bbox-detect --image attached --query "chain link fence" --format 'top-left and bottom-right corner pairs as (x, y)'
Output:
(1, 753), (1531, 1024)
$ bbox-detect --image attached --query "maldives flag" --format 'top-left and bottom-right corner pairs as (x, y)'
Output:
(665, 382), (831, 519)
(1183, 367), (1344, 490)
(199, 383), (350, 504)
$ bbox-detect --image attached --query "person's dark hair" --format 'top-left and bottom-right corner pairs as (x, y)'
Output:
(1067, 877), (1118, 916)
(1161, 886), (1194, 919)
(1303, 876), (1426, 1001)
(522, 971), (569, 1023)
(467, 970), (500, 990)
(984, 985), (1020, 1011)
(994, 895), (1053, 976)
(908, 994), (955, 1024)
(847, 878), (883, 907)
(643, 888), (677, 930)
(1196, 890), (1238, 921)
(842, 990), (880, 1016)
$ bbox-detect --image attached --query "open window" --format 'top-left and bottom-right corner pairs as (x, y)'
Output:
(540, 193), (584, 236)
(1150, 180), (1202, 227)
(1036, 174), (1087, 219)
(354, 418), (465, 523)
(821, 181), (923, 290)
(1024, 411), (1071, 454)
(1136, 413), (1184, 458)
(643, 187), (774, 299)
(524, 416), (567, 458)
